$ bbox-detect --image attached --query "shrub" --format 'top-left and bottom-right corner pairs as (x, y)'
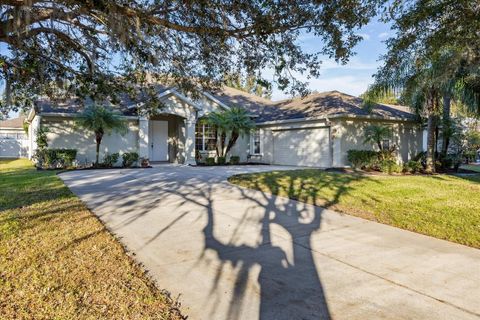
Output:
(103, 152), (120, 168)
(379, 159), (402, 174)
(403, 160), (423, 174)
(230, 156), (240, 165)
(217, 156), (226, 165)
(347, 150), (379, 169)
(122, 152), (139, 167)
(35, 148), (77, 168)
(205, 157), (215, 166)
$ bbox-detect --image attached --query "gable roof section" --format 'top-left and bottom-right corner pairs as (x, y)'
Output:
(211, 88), (417, 123)
(0, 116), (26, 129)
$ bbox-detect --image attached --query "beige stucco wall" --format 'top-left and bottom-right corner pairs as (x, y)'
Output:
(41, 116), (139, 165)
(229, 134), (250, 162)
(333, 118), (423, 167)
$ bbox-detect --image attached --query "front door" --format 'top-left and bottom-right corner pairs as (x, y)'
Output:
(150, 120), (168, 161)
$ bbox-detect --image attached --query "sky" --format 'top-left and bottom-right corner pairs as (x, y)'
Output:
(269, 18), (392, 101)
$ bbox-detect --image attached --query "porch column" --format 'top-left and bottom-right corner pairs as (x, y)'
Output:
(29, 115), (41, 159)
(138, 117), (149, 159)
(184, 119), (196, 165)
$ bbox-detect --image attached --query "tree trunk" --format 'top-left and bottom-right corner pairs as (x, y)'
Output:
(95, 131), (103, 165)
(425, 91), (438, 173)
(425, 114), (436, 173)
(225, 130), (239, 156)
(441, 94), (451, 157)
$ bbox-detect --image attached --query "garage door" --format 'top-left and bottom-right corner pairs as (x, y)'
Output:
(0, 134), (28, 158)
(273, 127), (331, 167)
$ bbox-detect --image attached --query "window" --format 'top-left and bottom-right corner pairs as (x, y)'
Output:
(195, 122), (217, 151)
(251, 129), (261, 154)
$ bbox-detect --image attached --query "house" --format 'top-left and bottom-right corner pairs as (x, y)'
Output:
(23, 86), (424, 167)
(0, 116), (28, 158)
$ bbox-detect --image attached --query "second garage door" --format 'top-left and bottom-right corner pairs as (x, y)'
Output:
(273, 127), (331, 167)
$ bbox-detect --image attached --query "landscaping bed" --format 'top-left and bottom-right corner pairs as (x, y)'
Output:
(229, 169), (480, 248)
(0, 159), (184, 319)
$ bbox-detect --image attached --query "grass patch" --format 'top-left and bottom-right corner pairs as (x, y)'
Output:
(461, 164), (480, 173)
(0, 159), (183, 319)
(229, 169), (480, 248)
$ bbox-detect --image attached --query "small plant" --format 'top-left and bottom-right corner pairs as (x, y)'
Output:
(36, 127), (49, 149)
(122, 152), (139, 167)
(103, 152), (120, 168)
(217, 156), (226, 165)
(230, 156), (240, 165)
(205, 157), (215, 166)
(140, 157), (150, 168)
(379, 159), (402, 174)
(403, 160), (423, 174)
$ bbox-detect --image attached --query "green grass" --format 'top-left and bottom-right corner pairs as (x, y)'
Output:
(0, 159), (183, 319)
(229, 169), (480, 248)
(461, 164), (480, 173)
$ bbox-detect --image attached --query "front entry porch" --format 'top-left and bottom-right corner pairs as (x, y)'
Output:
(139, 114), (196, 165)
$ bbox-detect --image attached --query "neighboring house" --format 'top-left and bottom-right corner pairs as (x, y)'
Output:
(0, 116), (28, 158)
(24, 86), (424, 167)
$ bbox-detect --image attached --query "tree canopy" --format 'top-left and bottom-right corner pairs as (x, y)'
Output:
(0, 0), (382, 115)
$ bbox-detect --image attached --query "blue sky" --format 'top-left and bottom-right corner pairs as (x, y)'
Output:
(269, 18), (391, 101)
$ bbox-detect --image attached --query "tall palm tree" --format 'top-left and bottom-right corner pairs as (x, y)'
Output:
(76, 105), (127, 165)
(207, 106), (255, 157)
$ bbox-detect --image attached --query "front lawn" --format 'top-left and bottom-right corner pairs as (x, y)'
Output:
(229, 169), (480, 248)
(461, 164), (480, 173)
(0, 159), (183, 319)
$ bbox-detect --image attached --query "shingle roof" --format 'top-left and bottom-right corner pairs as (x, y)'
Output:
(0, 116), (25, 129)
(36, 96), (140, 116)
(35, 85), (417, 123)
(211, 88), (417, 123)
(35, 84), (171, 117)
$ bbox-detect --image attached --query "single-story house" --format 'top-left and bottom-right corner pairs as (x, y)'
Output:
(23, 86), (424, 167)
(0, 116), (29, 158)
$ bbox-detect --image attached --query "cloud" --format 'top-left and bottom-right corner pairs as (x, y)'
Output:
(378, 32), (389, 39)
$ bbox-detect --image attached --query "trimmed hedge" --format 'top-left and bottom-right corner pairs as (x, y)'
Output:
(217, 156), (226, 165)
(205, 157), (215, 166)
(347, 150), (379, 169)
(230, 156), (240, 165)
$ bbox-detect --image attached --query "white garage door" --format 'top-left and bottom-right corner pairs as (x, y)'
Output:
(0, 132), (28, 158)
(273, 127), (331, 167)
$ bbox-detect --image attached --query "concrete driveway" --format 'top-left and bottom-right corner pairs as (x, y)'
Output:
(59, 165), (480, 320)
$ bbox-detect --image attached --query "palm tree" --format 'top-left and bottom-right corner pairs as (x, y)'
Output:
(207, 106), (255, 157)
(76, 105), (127, 165)
(369, 47), (480, 173)
(363, 125), (392, 151)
